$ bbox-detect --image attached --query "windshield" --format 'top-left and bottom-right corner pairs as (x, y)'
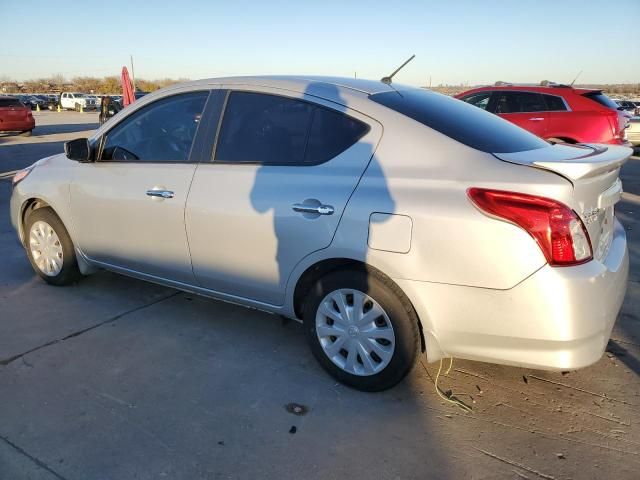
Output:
(369, 89), (548, 153)
(73, 93), (86, 98)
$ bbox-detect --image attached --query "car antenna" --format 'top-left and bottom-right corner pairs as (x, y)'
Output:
(569, 70), (583, 87)
(381, 55), (416, 84)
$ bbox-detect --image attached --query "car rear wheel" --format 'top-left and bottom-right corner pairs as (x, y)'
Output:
(303, 268), (420, 391)
(24, 207), (81, 286)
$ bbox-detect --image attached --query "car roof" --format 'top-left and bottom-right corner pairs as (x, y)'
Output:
(175, 75), (399, 104)
(461, 85), (599, 96)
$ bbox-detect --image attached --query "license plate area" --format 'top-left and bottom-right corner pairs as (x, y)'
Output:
(595, 206), (615, 260)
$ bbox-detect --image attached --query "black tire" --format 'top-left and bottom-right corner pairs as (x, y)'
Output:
(24, 207), (82, 286)
(19, 130), (32, 137)
(303, 267), (420, 391)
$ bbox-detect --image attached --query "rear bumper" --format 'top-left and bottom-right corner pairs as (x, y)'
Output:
(0, 118), (35, 132)
(397, 218), (629, 370)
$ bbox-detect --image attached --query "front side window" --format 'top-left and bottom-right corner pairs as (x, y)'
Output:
(101, 91), (208, 162)
(495, 91), (546, 114)
(214, 91), (368, 165)
(460, 92), (492, 110)
(543, 94), (567, 111)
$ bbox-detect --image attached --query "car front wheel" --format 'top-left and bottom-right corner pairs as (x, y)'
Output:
(303, 268), (420, 391)
(24, 207), (81, 286)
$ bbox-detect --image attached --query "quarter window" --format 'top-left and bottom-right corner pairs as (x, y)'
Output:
(214, 91), (368, 165)
(101, 91), (208, 162)
(495, 91), (546, 113)
(543, 94), (567, 111)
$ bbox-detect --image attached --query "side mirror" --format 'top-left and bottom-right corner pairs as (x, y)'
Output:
(64, 138), (91, 162)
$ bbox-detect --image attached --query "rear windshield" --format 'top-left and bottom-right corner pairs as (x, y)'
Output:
(583, 91), (619, 110)
(369, 89), (548, 153)
(0, 98), (24, 108)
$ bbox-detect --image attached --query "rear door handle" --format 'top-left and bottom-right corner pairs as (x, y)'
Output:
(528, 117), (545, 121)
(292, 203), (334, 215)
(146, 189), (174, 199)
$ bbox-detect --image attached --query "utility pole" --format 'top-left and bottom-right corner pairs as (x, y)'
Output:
(130, 54), (136, 92)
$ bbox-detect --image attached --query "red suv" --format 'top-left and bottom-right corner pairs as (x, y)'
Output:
(0, 96), (35, 136)
(455, 84), (629, 145)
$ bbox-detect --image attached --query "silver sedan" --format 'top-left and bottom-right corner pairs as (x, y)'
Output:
(10, 76), (630, 390)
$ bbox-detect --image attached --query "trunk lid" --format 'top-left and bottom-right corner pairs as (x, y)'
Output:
(494, 143), (632, 261)
(0, 105), (30, 120)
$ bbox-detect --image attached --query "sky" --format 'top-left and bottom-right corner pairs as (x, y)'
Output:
(1, 0), (639, 86)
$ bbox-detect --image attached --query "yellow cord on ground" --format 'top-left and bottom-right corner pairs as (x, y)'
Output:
(422, 358), (473, 413)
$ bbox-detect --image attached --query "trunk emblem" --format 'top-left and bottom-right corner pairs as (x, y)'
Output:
(583, 207), (601, 225)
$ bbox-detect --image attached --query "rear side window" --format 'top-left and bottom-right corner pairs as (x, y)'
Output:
(0, 98), (23, 107)
(215, 91), (368, 165)
(460, 92), (492, 110)
(495, 91), (545, 113)
(583, 91), (619, 110)
(542, 95), (567, 111)
(305, 107), (369, 164)
(370, 89), (548, 153)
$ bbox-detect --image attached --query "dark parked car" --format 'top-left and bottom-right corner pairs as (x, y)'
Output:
(18, 95), (37, 110)
(616, 100), (639, 116)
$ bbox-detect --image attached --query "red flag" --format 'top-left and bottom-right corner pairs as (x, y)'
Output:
(121, 66), (135, 107)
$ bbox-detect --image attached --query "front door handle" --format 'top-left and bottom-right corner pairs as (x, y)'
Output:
(528, 117), (545, 121)
(146, 189), (174, 199)
(292, 203), (334, 215)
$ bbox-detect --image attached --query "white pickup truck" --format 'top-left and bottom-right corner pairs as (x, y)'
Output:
(60, 92), (97, 111)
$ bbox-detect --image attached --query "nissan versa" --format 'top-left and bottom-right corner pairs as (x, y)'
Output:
(10, 77), (630, 391)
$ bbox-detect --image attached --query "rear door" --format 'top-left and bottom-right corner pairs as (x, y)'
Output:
(495, 91), (549, 138)
(541, 93), (574, 140)
(185, 88), (382, 305)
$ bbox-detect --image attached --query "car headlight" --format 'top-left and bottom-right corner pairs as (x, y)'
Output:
(12, 166), (33, 186)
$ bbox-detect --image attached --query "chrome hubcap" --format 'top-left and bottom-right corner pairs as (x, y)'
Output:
(29, 221), (63, 276)
(315, 289), (395, 376)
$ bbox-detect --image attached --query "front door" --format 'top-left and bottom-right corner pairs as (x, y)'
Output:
(70, 90), (210, 284)
(185, 89), (382, 305)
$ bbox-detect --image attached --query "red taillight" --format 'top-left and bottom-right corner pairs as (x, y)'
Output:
(468, 188), (593, 266)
